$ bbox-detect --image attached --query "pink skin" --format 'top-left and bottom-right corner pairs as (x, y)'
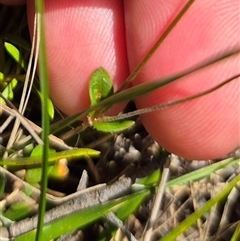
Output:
(2, 0), (239, 160)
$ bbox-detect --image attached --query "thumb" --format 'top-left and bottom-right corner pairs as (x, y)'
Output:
(125, 0), (240, 160)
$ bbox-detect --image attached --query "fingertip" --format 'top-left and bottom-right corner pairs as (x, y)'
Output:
(27, 0), (129, 115)
(139, 77), (240, 160)
(125, 0), (240, 159)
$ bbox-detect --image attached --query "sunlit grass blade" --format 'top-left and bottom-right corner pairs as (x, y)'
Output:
(0, 78), (18, 105)
(138, 169), (162, 186)
(166, 157), (240, 188)
(116, 190), (150, 221)
(4, 42), (26, 70)
(135, 157), (240, 190)
(13, 189), (151, 241)
(231, 222), (240, 241)
(0, 148), (100, 166)
(160, 173), (240, 241)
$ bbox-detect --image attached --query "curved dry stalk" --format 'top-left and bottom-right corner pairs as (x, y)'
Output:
(96, 73), (240, 123)
(143, 158), (171, 241)
(1, 104), (72, 151)
(2, 13), (40, 158)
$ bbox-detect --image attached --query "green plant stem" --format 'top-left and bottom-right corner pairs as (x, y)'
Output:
(0, 148), (100, 166)
(34, 0), (49, 240)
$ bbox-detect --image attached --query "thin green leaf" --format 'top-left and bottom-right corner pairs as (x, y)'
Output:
(36, 90), (55, 120)
(25, 167), (42, 186)
(230, 222), (240, 241)
(89, 67), (114, 118)
(0, 78), (18, 105)
(0, 71), (4, 82)
(33, 0), (50, 239)
(89, 67), (113, 106)
(14, 190), (151, 241)
(4, 42), (26, 70)
(160, 173), (240, 241)
(166, 157), (240, 188)
(138, 169), (162, 186)
(116, 190), (150, 221)
(93, 120), (135, 133)
(0, 148), (100, 166)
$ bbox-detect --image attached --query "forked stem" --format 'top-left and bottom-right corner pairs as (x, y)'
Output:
(96, 73), (240, 123)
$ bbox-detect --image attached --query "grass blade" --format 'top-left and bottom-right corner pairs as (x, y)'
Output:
(166, 157), (240, 188)
(34, 0), (50, 240)
(230, 222), (240, 241)
(0, 148), (100, 166)
(13, 189), (151, 241)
